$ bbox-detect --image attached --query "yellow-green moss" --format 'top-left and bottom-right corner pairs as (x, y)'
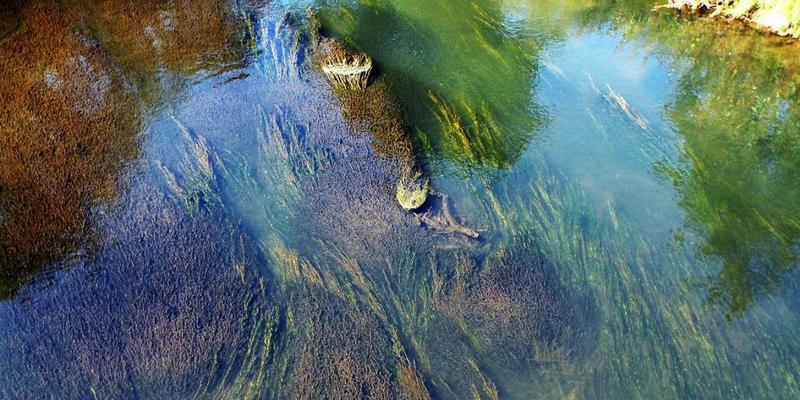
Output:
(396, 170), (429, 210)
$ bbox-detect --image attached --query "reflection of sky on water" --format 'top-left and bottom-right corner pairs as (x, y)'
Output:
(533, 31), (683, 237)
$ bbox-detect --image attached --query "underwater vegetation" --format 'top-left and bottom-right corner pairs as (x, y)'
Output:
(437, 237), (596, 366)
(244, 14), (595, 397)
(270, 282), (430, 399)
(408, 232), (597, 398)
(578, 0), (800, 318)
(4, 0), (800, 398)
(317, 0), (547, 174)
(71, 0), (250, 105)
(311, 32), (430, 211)
(267, 98), (593, 395)
(0, 1), (141, 298)
(0, 0), (26, 40)
(0, 0), (252, 298)
(0, 181), (272, 399)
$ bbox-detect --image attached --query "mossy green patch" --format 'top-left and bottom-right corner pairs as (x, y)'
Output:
(396, 170), (429, 211)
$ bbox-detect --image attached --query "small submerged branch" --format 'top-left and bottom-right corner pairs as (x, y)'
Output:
(417, 193), (481, 239)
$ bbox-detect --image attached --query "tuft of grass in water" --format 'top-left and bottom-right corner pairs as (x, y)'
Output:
(318, 37), (373, 91)
(660, 0), (800, 37)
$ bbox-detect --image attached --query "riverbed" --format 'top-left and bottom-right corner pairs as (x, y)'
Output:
(1, 0), (799, 398)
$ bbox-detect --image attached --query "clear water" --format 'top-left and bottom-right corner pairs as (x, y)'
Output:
(1, 0), (799, 398)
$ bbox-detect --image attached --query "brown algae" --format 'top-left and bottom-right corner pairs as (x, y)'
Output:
(0, 1), (140, 297)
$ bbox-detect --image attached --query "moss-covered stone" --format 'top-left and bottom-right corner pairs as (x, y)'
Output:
(396, 170), (429, 211)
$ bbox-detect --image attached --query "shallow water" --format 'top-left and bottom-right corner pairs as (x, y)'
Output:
(1, 0), (799, 398)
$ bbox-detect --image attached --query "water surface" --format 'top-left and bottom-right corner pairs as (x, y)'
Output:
(1, 0), (799, 398)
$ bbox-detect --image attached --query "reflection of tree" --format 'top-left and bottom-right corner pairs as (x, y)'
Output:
(668, 50), (800, 319)
(320, 0), (800, 317)
(319, 0), (548, 174)
(579, 0), (800, 318)
(0, 0), (248, 299)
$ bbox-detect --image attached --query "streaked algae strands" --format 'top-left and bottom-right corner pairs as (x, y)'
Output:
(1, 0), (799, 399)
